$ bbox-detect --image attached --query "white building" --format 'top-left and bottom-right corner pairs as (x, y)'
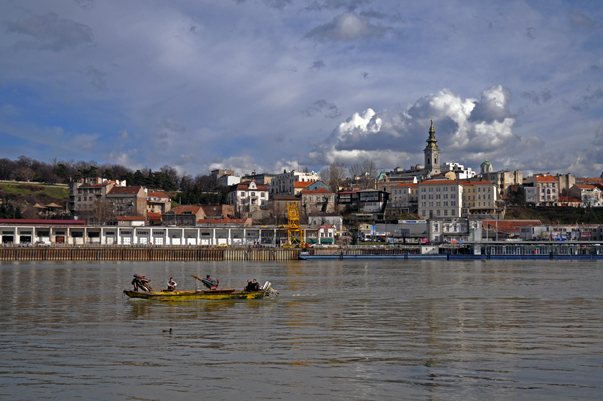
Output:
(442, 162), (476, 180)
(418, 180), (463, 219)
(569, 184), (602, 207)
(227, 180), (269, 217)
(525, 174), (559, 206)
(270, 170), (320, 196)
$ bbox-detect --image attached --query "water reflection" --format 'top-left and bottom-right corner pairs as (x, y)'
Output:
(0, 259), (602, 400)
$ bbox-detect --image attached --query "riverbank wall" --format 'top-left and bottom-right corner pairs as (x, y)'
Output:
(0, 246), (300, 261)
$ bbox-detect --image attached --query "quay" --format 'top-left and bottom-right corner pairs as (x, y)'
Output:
(0, 246), (299, 262)
(1, 241), (600, 261)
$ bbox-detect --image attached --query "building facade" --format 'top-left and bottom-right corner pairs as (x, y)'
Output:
(270, 170), (320, 196)
(525, 174), (559, 206)
(227, 180), (269, 217)
(418, 180), (462, 218)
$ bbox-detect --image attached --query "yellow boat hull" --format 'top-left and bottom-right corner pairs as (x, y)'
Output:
(123, 289), (267, 301)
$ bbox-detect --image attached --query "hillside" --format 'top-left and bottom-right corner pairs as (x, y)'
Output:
(505, 206), (603, 225)
(0, 181), (69, 218)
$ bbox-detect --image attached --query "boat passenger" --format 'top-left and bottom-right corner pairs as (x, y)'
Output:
(202, 275), (219, 290)
(251, 279), (260, 291)
(244, 279), (253, 291)
(167, 277), (177, 291)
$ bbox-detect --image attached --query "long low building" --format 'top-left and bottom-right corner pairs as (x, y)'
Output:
(0, 220), (322, 246)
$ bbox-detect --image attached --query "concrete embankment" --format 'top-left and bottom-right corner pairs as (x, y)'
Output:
(0, 246), (299, 261)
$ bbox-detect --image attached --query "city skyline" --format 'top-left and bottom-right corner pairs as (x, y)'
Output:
(0, 0), (602, 177)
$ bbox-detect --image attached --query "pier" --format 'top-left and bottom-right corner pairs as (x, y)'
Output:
(0, 246), (299, 262)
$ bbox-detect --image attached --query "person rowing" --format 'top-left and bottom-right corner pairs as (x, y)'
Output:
(167, 277), (177, 291)
(201, 274), (219, 290)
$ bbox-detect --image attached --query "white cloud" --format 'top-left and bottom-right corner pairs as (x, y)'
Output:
(311, 86), (543, 171)
(305, 12), (388, 42)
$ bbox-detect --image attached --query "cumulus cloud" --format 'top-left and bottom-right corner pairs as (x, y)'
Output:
(305, 12), (387, 42)
(310, 86), (543, 170)
(209, 155), (265, 176)
(105, 148), (141, 170)
(7, 12), (93, 52)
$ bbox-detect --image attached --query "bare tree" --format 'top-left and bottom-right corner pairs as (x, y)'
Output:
(15, 167), (36, 182)
(350, 159), (378, 189)
(322, 161), (348, 193)
(89, 198), (116, 226)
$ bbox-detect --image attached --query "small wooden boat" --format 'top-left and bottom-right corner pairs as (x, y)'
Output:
(123, 288), (269, 301)
(124, 274), (276, 301)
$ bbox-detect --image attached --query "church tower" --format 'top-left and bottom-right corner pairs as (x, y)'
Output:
(480, 157), (493, 174)
(424, 118), (441, 176)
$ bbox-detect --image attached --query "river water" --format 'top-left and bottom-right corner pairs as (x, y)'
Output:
(0, 259), (602, 400)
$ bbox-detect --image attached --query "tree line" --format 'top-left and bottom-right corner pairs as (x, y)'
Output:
(0, 156), (226, 196)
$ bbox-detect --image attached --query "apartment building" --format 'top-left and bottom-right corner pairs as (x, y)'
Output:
(270, 170), (320, 196)
(525, 174), (558, 206)
(460, 180), (498, 216)
(418, 180), (462, 218)
(106, 186), (147, 216)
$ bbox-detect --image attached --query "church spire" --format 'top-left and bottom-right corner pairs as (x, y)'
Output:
(426, 116), (438, 150)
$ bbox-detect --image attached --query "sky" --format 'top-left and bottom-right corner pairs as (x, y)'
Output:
(0, 0), (602, 178)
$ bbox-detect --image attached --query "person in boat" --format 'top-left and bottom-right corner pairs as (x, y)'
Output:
(132, 274), (152, 292)
(167, 277), (177, 291)
(201, 274), (219, 290)
(244, 279), (253, 291)
(251, 279), (260, 291)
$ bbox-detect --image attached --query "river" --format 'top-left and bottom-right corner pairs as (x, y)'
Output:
(1, 259), (602, 400)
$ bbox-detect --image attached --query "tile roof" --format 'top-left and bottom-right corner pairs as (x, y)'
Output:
(558, 196), (581, 202)
(482, 220), (541, 233)
(394, 182), (418, 187)
(117, 216), (146, 221)
(294, 182), (313, 188)
(197, 218), (247, 224)
(147, 212), (162, 220)
(107, 186), (144, 195)
(575, 184), (596, 189)
(531, 174), (558, 182)
(148, 191), (169, 198)
(420, 180), (460, 185)
(576, 177), (603, 183)
(166, 205), (202, 215)
(235, 182), (269, 191)
(80, 183), (110, 188)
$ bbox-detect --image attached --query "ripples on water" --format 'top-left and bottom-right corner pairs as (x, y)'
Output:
(0, 260), (602, 400)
